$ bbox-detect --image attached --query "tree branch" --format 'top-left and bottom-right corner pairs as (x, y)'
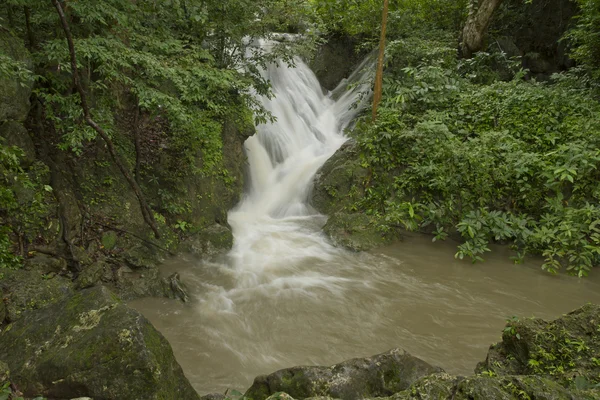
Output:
(50, 0), (161, 239)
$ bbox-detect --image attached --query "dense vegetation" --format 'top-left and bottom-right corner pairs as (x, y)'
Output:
(338, 0), (600, 276)
(0, 0), (314, 271)
(2, 0), (600, 277)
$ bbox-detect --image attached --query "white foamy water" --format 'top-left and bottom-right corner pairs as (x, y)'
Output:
(227, 56), (371, 289)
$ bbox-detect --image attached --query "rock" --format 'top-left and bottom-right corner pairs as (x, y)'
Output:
(0, 286), (200, 400)
(452, 375), (576, 400)
(311, 141), (368, 216)
(244, 348), (442, 400)
(24, 253), (68, 274)
(201, 393), (226, 400)
(323, 212), (394, 252)
(0, 31), (33, 122)
(74, 260), (109, 289)
(180, 224), (234, 256)
(397, 372), (456, 399)
(122, 243), (158, 269)
(0, 267), (73, 322)
(162, 272), (189, 302)
(310, 35), (367, 91)
(476, 304), (600, 385)
(0, 121), (35, 165)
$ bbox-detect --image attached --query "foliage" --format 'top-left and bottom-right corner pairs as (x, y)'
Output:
(309, 0), (468, 39)
(0, 141), (53, 269)
(565, 0), (600, 81)
(353, 35), (600, 276)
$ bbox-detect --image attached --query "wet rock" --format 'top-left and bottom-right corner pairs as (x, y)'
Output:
(0, 267), (73, 322)
(476, 304), (600, 385)
(323, 212), (395, 252)
(310, 35), (367, 91)
(24, 253), (68, 274)
(180, 224), (234, 256)
(452, 375), (575, 400)
(311, 141), (368, 216)
(74, 259), (109, 289)
(0, 286), (200, 400)
(123, 243), (159, 269)
(244, 348), (442, 400)
(162, 272), (189, 303)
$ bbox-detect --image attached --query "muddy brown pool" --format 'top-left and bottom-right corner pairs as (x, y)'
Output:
(130, 234), (600, 395)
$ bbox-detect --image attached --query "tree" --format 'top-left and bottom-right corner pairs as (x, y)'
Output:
(461, 0), (504, 58)
(372, 0), (389, 121)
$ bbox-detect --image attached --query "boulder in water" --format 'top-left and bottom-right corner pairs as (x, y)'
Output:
(0, 286), (199, 400)
(244, 348), (443, 400)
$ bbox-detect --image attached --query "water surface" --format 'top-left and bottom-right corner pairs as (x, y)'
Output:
(130, 235), (600, 394)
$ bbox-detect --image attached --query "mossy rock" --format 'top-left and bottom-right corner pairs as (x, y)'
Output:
(0, 286), (200, 400)
(0, 266), (73, 322)
(453, 375), (576, 400)
(311, 141), (368, 216)
(309, 35), (366, 91)
(180, 223), (234, 256)
(476, 304), (600, 386)
(323, 212), (396, 252)
(74, 260), (110, 290)
(244, 348), (442, 400)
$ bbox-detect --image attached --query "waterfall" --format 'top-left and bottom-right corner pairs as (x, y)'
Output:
(226, 55), (371, 288)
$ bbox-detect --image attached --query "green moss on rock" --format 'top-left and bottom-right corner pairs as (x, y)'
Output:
(0, 286), (200, 400)
(244, 348), (442, 400)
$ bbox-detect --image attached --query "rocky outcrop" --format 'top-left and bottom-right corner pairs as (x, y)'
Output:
(311, 141), (397, 251)
(244, 349), (442, 400)
(491, 0), (578, 78)
(0, 286), (200, 400)
(476, 304), (600, 386)
(310, 35), (367, 91)
(239, 305), (600, 400)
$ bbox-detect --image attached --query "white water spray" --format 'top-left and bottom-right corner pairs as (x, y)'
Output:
(227, 55), (371, 289)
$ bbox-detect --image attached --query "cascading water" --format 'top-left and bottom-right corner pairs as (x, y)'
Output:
(129, 51), (600, 395)
(227, 55), (371, 289)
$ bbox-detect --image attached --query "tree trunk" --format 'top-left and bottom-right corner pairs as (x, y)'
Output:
(461, 0), (504, 58)
(50, 0), (161, 239)
(372, 0), (389, 121)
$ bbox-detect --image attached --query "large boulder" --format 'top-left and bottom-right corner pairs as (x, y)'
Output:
(476, 304), (600, 386)
(0, 286), (200, 400)
(310, 35), (367, 91)
(311, 141), (367, 216)
(311, 141), (398, 251)
(0, 263), (73, 322)
(244, 348), (442, 400)
(322, 212), (394, 252)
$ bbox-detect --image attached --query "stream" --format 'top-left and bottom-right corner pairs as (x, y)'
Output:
(130, 54), (600, 395)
